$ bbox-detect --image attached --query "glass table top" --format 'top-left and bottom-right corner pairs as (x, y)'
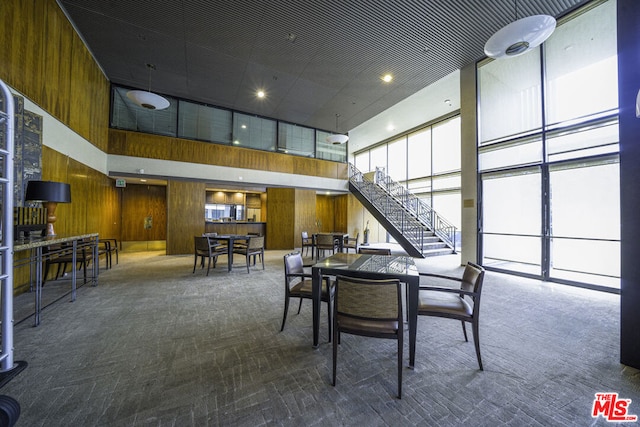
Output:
(312, 252), (419, 276)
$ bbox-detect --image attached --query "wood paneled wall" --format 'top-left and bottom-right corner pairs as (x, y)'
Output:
(109, 129), (348, 180)
(266, 188), (295, 250)
(166, 180), (206, 255)
(294, 189), (317, 249)
(42, 147), (120, 238)
(0, 0), (110, 151)
(121, 184), (167, 242)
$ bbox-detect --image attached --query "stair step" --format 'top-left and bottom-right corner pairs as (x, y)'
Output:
(422, 248), (455, 257)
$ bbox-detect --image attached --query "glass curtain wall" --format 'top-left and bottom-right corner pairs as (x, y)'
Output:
(477, 0), (619, 290)
(111, 87), (347, 162)
(353, 114), (462, 242)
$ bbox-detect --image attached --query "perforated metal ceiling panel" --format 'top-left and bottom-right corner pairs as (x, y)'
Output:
(59, 0), (588, 132)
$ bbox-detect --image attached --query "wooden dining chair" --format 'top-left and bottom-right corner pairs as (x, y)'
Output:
(343, 232), (359, 253)
(281, 252), (334, 341)
(193, 236), (225, 275)
(315, 233), (338, 259)
(333, 275), (404, 398)
(418, 262), (486, 370)
(233, 235), (265, 272)
(301, 231), (314, 257)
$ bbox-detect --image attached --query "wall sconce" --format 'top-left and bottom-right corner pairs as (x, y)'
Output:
(25, 181), (71, 236)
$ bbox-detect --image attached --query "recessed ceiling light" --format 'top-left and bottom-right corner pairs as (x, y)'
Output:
(444, 99), (452, 106)
(241, 124), (247, 129)
(381, 74), (393, 83)
(233, 140), (240, 145)
(140, 179), (147, 182)
(257, 90), (265, 98)
(386, 124), (395, 131)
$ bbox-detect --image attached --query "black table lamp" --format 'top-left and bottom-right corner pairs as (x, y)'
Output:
(25, 180), (71, 236)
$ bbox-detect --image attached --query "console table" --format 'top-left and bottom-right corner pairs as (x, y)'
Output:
(14, 233), (99, 326)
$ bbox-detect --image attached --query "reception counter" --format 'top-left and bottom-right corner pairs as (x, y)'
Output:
(205, 221), (266, 237)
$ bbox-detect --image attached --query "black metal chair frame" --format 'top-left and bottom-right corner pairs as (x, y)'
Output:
(281, 251), (334, 341)
(418, 262), (485, 370)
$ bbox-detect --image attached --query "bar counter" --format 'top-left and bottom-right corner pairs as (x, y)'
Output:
(204, 221), (266, 237)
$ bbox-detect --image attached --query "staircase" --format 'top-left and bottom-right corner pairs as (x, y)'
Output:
(349, 164), (457, 258)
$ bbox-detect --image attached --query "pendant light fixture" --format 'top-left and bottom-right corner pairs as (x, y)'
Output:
(484, 1), (556, 59)
(325, 114), (349, 145)
(126, 63), (170, 110)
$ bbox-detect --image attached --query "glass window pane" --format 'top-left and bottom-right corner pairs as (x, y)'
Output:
(354, 152), (370, 172)
(232, 113), (276, 151)
(482, 169), (541, 235)
(550, 238), (620, 288)
(316, 130), (347, 162)
(387, 137), (407, 182)
(407, 178), (431, 194)
(478, 48), (542, 144)
(432, 116), (461, 174)
(478, 136), (542, 171)
(408, 128), (431, 179)
(546, 119), (618, 162)
(111, 86), (177, 137)
(432, 191), (461, 229)
(278, 122), (314, 157)
(369, 145), (387, 173)
(178, 101), (231, 144)
(544, 0), (618, 126)
(550, 159), (620, 240)
(432, 174), (460, 191)
(483, 234), (541, 274)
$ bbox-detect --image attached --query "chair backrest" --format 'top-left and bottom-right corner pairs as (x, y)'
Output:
(203, 232), (217, 237)
(194, 236), (210, 253)
(335, 275), (401, 321)
(301, 231), (311, 242)
(358, 247), (391, 255)
(248, 235), (264, 250)
(316, 233), (335, 247)
(460, 262), (485, 313)
(284, 252), (304, 278)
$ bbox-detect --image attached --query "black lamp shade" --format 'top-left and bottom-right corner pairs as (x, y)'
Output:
(25, 181), (71, 203)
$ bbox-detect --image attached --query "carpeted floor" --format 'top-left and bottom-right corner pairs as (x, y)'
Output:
(2, 248), (639, 426)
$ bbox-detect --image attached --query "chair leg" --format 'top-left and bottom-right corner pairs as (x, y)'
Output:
(461, 321), (468, 342)
(327, 294), (332, 343)
(472, 320), (483, 371)
(206, 255), (212, 276)
(246, 255), (250, 273)
(398, 328), (403, 399)
(280, 297), (290, 332)
(296, 298), (303, 314)
(332, 321), (338, 387)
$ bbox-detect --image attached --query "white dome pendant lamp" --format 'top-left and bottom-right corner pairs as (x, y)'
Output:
(126, 63), (170, 110)
(326, 113), (349, 145)
(484, 0), (556, 59)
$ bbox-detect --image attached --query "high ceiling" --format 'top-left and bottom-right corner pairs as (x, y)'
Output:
(58, 0), (587, 134)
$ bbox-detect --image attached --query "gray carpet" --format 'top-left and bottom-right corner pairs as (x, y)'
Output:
(2, 248), (639, 426)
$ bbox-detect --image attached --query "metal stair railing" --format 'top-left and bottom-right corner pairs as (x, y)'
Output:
(374, 167), (457, 250)
(349, 164), (456, 252)
(349, 164), (427, 253)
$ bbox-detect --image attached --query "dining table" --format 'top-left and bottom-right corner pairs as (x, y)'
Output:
(311, 252), (420, 368)
(209, 234), (250, 271)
